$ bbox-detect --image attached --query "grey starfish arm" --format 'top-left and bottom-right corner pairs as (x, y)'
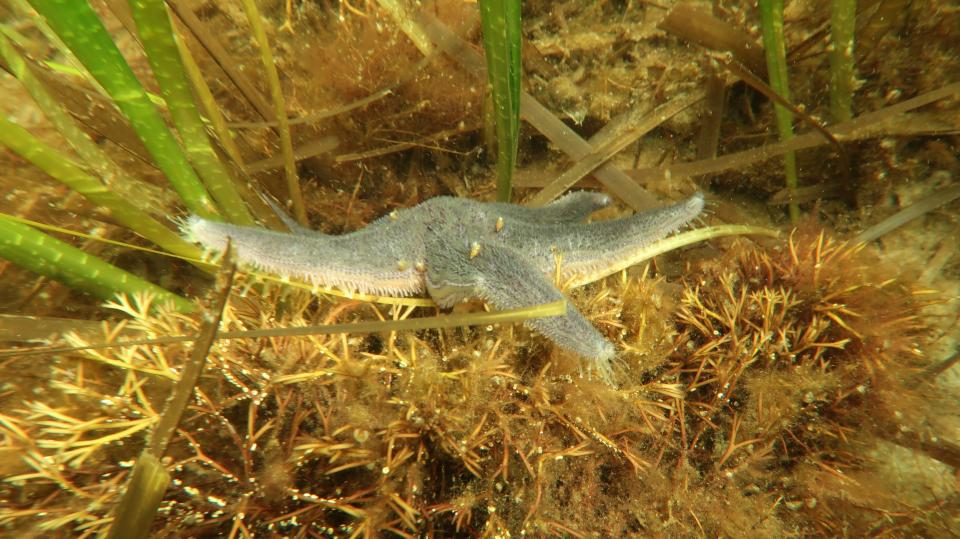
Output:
(424, 238), (616, 380)
(261, 195), (314, 235)
(497, 192), (706, 281)
(490, 191), (612, 224)
(181, 216), (424, 296)
(539, 191), (612, 221)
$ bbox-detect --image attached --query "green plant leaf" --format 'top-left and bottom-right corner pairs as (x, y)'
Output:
(237, 0), (306, 225)
(0, 215), (194, 312)
(759, 0), (800, 223)
(0, 25), (150, 203)
(829, 0), (856, 123)
(103, 453), (170, 539)
(26, 0), (218, 219)
(478, 0), (521, 202)
(0, 115), (201, 262)
(128, 0), (254, 225)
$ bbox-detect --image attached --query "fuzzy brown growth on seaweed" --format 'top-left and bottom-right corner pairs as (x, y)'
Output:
(0, 229), (956, 537)
(670, 228), (952, 535)
(283, 3), (484, 172)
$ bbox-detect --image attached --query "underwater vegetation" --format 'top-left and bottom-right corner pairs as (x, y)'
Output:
(1, 230), (956, 537)
(0, 0), (958, 537)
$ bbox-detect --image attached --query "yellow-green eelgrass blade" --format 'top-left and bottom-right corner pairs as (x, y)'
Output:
(478, 0), (521, 203)
(107, 260), (234, 539)
(173, 33), (280, 227)
(26, 0), (218, 219)
(5, 300), (571, 361)
(171, 33), (245, 170)
(0, 26), (161, 211)
(0, 115), (200, 262)
(829, 0), (856, 123)
(0, 215), (194, 312)
(127, 0), (253, 226)
(6, 0), (104, 97)
(759, 0), (800, 223)
(0, 31), (198, 262)
(103, 453), (170, 539)
(237, 0), (307, 225)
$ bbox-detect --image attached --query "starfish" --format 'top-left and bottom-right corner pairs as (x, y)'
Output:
(183, 191), (705, 379)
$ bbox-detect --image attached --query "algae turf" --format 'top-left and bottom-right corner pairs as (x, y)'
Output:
(0, 0), (958, 536)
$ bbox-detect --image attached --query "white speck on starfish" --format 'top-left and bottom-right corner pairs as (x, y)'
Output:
(182, 191), (705, 382)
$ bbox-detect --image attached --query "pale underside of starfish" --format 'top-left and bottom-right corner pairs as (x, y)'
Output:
(183, 191), (705, 379)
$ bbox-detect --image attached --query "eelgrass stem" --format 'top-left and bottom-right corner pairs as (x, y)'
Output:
(1, 300), (568, 359)
(829, 0), (857, 123)
(172, 34), (285, 229)
(26, 0), (219, 219)
(128, 0), (254, 225)
(0, 216), (194, 312)
(478, 0), (521, 202)
(0, 27), (167, 213)
(758, 0), (800, 223)
(0, 116), (202, 262)
(238, 0), (307, 225)
(106, 257), (234, 539)
(102, 454), (170, 539)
